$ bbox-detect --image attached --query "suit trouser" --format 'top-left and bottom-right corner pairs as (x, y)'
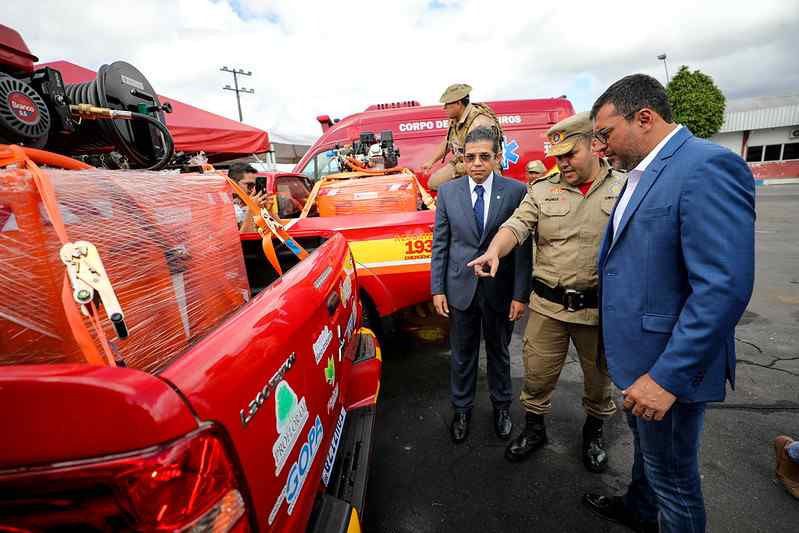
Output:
(449, 283), (514, 413)
(520, 309), (615, 418)
(623, 402), (707, 533)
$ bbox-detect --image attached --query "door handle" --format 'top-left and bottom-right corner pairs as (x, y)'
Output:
(326, 290), (341, 316)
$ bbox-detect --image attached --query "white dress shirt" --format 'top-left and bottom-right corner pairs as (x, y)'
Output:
(468, 172), (494, 228)
(612, 125), (682, 239)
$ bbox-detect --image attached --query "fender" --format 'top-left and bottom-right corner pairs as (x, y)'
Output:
(354, 263), (395, 317)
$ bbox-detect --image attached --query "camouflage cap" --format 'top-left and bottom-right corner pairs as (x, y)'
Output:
(439, 83), (472, 104)
(546, 111), (592, 157)
(526, 160), (546, 173)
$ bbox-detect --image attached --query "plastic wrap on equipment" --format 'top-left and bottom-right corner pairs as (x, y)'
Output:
(0, 168), (249, 373)
(317, 173), (418, 216)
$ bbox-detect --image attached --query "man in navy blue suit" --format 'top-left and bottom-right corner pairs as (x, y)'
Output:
(582, 75), (755, 533)
(431, 127), (531, 444)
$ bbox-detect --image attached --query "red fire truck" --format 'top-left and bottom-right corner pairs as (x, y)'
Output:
(249, 98), (575, 328)
(297, 98), (575, 186)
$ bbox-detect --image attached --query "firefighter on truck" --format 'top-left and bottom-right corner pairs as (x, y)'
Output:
(422, 83), (503, 190)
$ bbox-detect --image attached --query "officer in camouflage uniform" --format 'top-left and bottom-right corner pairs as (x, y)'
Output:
(467, 112), (626, 472)
(423, 84), (502, 190)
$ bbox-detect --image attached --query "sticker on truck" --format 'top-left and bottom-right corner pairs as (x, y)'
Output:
(273, 381), (309, 475)
(313, 325), (333, 364)
(268, 415), (325, 525)
(397, 114), (522, 132)
(348, 233), (433, 275)
(240, 353), (296, 427)
(322, 407), (347, 486)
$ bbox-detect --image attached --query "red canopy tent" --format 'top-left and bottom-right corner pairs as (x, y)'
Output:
(37, 61), (270, 161)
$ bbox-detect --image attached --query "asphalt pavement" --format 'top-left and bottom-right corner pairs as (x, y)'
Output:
(364, 186), (799, 533)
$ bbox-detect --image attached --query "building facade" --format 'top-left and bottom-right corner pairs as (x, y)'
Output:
(711, 95), (799, 182)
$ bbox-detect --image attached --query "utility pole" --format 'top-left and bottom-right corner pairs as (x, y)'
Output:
(657, 54), (670, 85)
(221, 66), (254, 122)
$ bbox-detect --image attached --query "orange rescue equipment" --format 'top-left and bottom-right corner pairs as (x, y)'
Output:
(317, 173), (419, 217)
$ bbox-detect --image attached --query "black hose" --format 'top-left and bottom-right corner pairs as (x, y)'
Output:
(63, 64), (174, 169)
(128, 111), (175, 170)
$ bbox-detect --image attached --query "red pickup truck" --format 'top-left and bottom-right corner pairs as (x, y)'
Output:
(0, 157), (380, 532)
(242, 171), (435, 332)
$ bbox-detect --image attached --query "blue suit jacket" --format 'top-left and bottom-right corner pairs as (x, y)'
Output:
(431, 173), (531, 312)
(598, 127), (755, 402)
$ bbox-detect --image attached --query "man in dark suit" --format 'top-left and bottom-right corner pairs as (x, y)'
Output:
(583, 74), (755, 533)
(431, 126), (532, 443)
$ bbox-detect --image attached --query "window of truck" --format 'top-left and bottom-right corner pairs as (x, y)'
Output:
(276, 176), (311, 218)
(300, 149), (341, 181)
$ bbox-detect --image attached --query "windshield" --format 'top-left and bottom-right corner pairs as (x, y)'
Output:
(300, 149), (342, 181)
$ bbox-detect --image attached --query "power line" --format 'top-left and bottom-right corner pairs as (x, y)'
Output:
(221, 66), (255, 122)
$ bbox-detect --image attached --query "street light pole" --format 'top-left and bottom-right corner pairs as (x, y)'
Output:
(221, 66), (255, 122)
(657, 54), (670, 85)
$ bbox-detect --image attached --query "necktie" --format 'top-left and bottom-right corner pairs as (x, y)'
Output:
(473, 184), (485, 235)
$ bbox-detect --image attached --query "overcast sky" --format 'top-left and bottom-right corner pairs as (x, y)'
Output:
(7, 0), (798, 141)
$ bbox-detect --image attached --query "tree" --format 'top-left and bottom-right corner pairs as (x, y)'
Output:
(666, 66), (726, 138)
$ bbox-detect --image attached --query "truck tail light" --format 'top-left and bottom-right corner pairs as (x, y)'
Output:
(0, 425), (248, 532)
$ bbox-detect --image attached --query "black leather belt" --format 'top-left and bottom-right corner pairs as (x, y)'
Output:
(532, 278), (598, 312)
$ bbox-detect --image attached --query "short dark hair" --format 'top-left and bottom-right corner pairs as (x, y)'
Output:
(590, 74), (673, 123)
(228, 163), (257, 181)
(464, 126), (501, 153)
(459, 95), (470, 107)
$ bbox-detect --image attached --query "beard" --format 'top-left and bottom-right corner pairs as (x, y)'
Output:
(608, 150), (645, 172)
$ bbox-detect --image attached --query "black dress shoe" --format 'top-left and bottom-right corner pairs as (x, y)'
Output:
(582, 415), (609, 473)
(582, 493), (659, 533)
(505, 412), (547, 462)
(494, 407), (513, 440)
(450, 412), (470, 443)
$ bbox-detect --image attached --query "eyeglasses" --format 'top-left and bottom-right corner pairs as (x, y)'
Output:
(594, 109), (638, 145)
(464, 153), (494, 163)
(593, 127), (612, 145)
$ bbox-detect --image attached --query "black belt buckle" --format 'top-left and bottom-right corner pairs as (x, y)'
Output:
(563, 289), (584, 312)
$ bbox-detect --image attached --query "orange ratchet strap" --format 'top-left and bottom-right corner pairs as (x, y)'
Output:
(226, 177), (309, 275)
(0, 144), (115, 366)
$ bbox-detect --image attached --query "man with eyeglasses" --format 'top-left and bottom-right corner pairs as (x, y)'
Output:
(228, 163), (266, 232)
(467, 112), (626, 471)
(582, 74), (755, 533)
(431, 126), (531, 444)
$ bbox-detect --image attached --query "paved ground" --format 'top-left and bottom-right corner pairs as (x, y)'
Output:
(365, 186), (799, 532)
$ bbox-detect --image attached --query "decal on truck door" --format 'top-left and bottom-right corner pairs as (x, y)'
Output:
(322, 407), (347, 486)
(272, 381), (309, 475)
(325, 355), (336, 385)
(268, 415), (325, 525)
(313, 325), (333, 365)
(340, 273), (352, 307)
(327, 383), (340, 414)
(240, 353), (296, 427)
